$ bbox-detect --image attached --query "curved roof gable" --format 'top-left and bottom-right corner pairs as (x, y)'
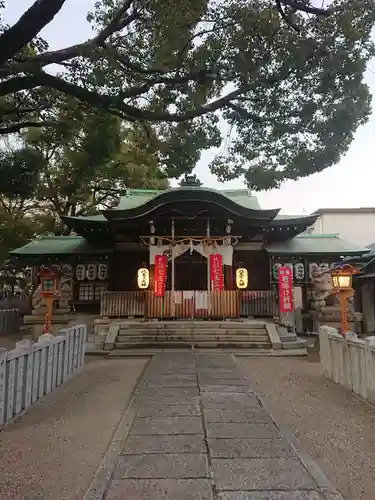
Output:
(103, 187), (278, 221)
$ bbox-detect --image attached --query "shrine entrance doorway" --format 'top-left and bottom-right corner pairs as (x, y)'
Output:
(167, 250), (208, 291)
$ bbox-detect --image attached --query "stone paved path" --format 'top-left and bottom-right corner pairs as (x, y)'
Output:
(86, 353), (342, 500)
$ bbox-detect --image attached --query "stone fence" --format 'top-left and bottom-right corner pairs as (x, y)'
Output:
(0, 325), (87, 428)
(319, 325), (375, 403)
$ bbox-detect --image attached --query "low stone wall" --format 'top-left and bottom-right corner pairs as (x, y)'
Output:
(319, 325), (375, 403)
(0, 325), (87, 428)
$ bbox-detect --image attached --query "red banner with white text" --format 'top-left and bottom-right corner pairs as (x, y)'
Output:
(154, 255), (167, 297)
(209, 253), (223, 291)
(277, 266), (294, 313)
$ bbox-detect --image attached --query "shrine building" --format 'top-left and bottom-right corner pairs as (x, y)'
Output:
(10, 185), (366, 325)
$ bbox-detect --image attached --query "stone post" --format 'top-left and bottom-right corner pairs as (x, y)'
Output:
(0, 348), (6, 427)
(16, 340), (34, 410)
(5, 354), (16, 422)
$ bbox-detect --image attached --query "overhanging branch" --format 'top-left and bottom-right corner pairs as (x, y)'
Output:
(0, 0), (67, 65)
(0, 70), (246, 123)
(279, 0), (331, 16)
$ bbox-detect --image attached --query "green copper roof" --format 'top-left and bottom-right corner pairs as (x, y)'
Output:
(11, 233), (367, 257)
(117, 188), (262, 211)
(266, 234), (367, 255)
(10, 236), (112, 256)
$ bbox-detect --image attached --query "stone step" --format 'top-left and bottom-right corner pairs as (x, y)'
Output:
(116, 334), (269, 342)
(118, 328), (268, 336)
(281, 339), (306, 349)
(115, 340), (272, 349)
(119, 322), (267, 330)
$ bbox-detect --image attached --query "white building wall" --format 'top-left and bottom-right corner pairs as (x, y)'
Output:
(309, 211), (375, 247)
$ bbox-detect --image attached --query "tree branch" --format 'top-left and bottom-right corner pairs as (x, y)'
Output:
(0, 0), (137, 77)
(94, 0), (135, 44)
(0, 0), (67, 65)
(279, 0), (331, 16)
(0, 70), (241, 123)
(0, 121), (48, 135)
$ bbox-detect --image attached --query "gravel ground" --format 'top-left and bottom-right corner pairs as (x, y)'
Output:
(0, 356), (148, 500)
(237, 357), (375, 500)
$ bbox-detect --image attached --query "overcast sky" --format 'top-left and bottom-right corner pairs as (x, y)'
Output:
(4, 0), (375, 214)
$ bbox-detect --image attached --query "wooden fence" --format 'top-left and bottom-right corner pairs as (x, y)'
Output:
(0, 325), (87, 428)
(0, 294), (31, 315)
(100, 290), (277, 319)
(0, 310), (21, 335)
(240, 290), (277, 317)
(100, 291), (146, 317)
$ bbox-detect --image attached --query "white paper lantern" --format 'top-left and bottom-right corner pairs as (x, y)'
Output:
(284, 263), (294, 274)
(98, 264), (108, 280)
(75, 264), (86, 281)
(86, 264), (97, 281)
(272, 263), (282, 279)
(294, 263), (305, 280)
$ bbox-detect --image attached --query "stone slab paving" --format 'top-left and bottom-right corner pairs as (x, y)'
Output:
(85, 352), (342, 500)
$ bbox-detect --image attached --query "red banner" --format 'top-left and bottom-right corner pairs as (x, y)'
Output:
(154, 255), (167, 297)
(277, 266), (294, 313)
(209, 254), (223, 291)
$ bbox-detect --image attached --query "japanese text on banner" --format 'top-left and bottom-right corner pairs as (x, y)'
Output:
(154, 255), (167, 297)
(209, 253), (223, 291)
(277, 266), (294, 313)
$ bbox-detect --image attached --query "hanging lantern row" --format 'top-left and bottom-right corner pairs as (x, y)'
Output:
(272, 262), (332, 281)
(75, 264), (108, 281)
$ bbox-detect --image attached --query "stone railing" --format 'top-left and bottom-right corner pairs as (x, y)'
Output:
(0, 325), (87, 428)
(319, 325), (375, 403)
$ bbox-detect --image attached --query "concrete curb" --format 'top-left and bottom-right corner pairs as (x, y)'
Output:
(83, 357), (151, 500)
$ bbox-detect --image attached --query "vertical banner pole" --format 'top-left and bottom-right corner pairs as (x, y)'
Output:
(277, 266), (295, 330)
(206, 217), (211, 317)
(171, 219), (175, 318)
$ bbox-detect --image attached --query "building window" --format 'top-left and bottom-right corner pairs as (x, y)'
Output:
(78, 283), (108, 301)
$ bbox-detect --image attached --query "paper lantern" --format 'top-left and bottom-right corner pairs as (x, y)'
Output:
(137, 268), (149, 289)
(236, 268), (248, 289)
(294, 263), (305, 280)
(272, 263), (282, 279)
(86, 264), (97, 281)
(98, 263), (108, 280)
(75, 264), (86, 281)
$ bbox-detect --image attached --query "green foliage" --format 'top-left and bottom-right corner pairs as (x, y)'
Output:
(0, 98), (169, 259)
(0, 0), (374, 189)
(83, 0), (375, 189)
(0, 147), (43, 198)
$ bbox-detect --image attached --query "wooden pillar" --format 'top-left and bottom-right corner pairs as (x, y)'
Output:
(149, 263), (154, 291)
(224, 265), (234, 290)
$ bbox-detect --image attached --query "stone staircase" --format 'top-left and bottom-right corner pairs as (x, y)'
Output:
(113, 321), (272, 349)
